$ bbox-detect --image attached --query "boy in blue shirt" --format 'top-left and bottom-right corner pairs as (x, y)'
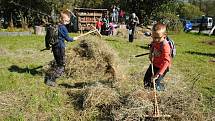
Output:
(45, 10), (78, 87)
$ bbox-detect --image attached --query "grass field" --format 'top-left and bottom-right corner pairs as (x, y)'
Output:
(0, 32), (214, 120)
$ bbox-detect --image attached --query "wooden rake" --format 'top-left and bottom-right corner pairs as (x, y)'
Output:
(144, 58), (171, 119)
(76, 26), (102, 38)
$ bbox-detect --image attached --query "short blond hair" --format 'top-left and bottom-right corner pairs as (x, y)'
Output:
(59, 10), (71, 24)
(152, 23), (167, 34)
(60, 10), (71, 18)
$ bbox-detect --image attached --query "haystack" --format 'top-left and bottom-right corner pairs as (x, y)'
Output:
(65, 36), (124, 83)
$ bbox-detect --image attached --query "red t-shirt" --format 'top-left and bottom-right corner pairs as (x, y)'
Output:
(151, 39), (171, 75)
(96, 21), (103, 29)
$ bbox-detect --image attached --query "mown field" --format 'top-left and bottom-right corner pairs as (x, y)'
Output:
(0, 32), (214, 120)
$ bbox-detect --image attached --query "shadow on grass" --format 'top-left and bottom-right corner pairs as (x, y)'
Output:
(203, 86), (215, 95)
(67, 91), (85, 110)
(136, 45), (149, 50)
(59, 82), (90, 89)
(105, 38), (119, 42)
(185, 51), (215, 58)
(8, 65), (43, 76)
(134, 53), (150, 57)
(59, 80), (113, 89)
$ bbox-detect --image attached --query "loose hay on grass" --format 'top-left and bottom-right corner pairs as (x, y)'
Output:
(113, 79), (213, 121)
(83, 83), (120, 109)
(67, 83), (121, 121)
(0, 47), (9, 56)
(159, 87), (206, 121)
(113, 89), (154, 120)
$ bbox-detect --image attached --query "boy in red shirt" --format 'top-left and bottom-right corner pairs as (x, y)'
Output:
(96, 18), (103, 33)
(144, 23), (171, 91)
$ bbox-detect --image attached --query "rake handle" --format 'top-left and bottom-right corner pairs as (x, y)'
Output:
(76, 29), (98, 38)
(151, 56), (160, 116)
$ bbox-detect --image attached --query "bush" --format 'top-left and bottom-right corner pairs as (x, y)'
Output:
(157, 12), (183, 33)
(180, 3), (204, 20)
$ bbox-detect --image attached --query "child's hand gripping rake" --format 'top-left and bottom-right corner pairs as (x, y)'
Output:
(144, 54), (171, 119)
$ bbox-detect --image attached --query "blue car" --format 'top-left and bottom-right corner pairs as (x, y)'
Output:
(184, 20), (192, 32)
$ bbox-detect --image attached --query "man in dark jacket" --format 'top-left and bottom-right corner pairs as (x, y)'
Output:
(127, 13), (139, 42)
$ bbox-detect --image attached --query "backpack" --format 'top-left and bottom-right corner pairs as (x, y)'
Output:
(166, 36), (176, 58)
(45, 24), (59, 48)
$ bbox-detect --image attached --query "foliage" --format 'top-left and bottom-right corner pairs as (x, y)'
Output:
(0, 0), (211, 29)
(157, 12), (183, 32)
(202, 0), (215, 17)
(189, 0), (215, 17)
(45, 0), (76, 11)
(150, 1), (183, 32)
(179, 3), (204, 19)
(154, 1), (180, 14)
(123, 0), (177, 24)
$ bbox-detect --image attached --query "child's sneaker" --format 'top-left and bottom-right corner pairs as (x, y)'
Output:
(45, 80), (56, 87)
(44, 75), (57, 87)
(156, 83), (165, 91)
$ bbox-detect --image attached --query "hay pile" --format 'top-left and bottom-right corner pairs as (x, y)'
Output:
(64, 36), (124, 83)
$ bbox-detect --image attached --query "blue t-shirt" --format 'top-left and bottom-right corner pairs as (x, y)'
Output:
(56, 24), (74, 48)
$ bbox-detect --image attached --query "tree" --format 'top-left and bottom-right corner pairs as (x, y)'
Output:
(149, 1), (183, 32)
(179, 3), (204, 19)
(120, 0), (177, 25)
(188, 0), (214, 17)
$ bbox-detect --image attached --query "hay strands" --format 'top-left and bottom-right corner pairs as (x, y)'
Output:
(144, 60), (171, 119)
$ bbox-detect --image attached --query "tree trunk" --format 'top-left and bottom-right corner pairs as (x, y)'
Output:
(9, 12), (14, 28)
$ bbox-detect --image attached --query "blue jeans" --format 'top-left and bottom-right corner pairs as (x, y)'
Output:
(144, 64), (169, 90)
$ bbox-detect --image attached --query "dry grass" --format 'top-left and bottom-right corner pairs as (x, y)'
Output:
(0, 47), (9, 56)
(116, 28), (128, 38)
(0, 91), (26, 118)
(83, 83), (120, 108)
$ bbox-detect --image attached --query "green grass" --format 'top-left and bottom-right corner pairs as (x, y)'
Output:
(0, 32), (214, 120)
(171, 33), (215, 98)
